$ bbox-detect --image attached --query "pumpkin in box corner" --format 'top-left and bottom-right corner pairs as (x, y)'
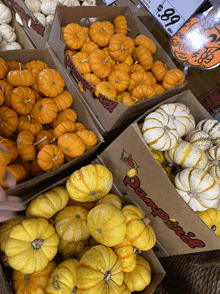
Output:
(196, 208), (220, 237)
(66, 164), (113, 202)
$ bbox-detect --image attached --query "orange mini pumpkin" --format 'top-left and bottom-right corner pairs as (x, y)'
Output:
(89, 21), (114, 47)
(133, 46), (153, 70)
(0, 136), (19, 164)
(31, 98), (59, 125)
(0, 88), (4, 106)
(37, 144), (64, 172)
(134, 35), (156, 54)
(108, 69), (130, 93)
(37, 69), (65, 97)
(6, 164), (28, 184)
(88, 49), (112, 79)
(76, 130), (98, 151)
(18, 115), (43, 136)
(16, 131), (38, 161)
(131, 85), (156, 102)
(51, 108), (77, 128)
(63, 23), (87, 50)
(54, 121), (77, 139)
(0, 57), (9, 79)
(7, 65), (36, 87)
(108, 34), (130, 63)
(35, 130), (55, 150)
(58, 133), (85, 158)
(10, 86), (36, 116)
(0, 80), (13, 108)
(113, 15), (128, 35)
(53, 90), (73, 112)
(162, 69), (185, 90)
(80, 41), (99, 55)
(94, 81), (117, 100)
(83, 73), (101, 87)
(25, 60), (49, 71)
(72, 51), (91, 75)
(0, 106), (19, 137)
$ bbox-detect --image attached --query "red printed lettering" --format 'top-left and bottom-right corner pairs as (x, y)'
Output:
(124, 176), (140, 189)
(151, 208), (169, 221)
(180, 235), (205, 248)
(95, 94), (118, 113)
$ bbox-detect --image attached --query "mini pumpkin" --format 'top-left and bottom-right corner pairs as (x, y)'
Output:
(0, 136), (19, 164)
(7, 65), (36, 87)
(206, 144), (220, 179)
(88, 49), (112, 79)
(54, 120), (77, 139)
(185, 129), (213, 152)
(80, 40), (99, 55)
(96, 193), (122, 210)
(66, 164), (113, 202)
(63, 23), (87, 50)
(76, 129), (97, 151)
(72, 51), (91, 74)
(57, 132), (85, 158)
(151, 61), (168, 83)
(94, 81), (117, 100)
(37, 69), (65, 97)
(134, 34), (156, 54)
(52, 90), (73, 111)
(108, 69), (130, 93)
(16, 130), (39, 161)
(51, 108), (77, 128)
(133, 46), (153, 70)
(37, 145), (64, 172)
(25, 60), (49, 71)
(0, 57), (9, 79)
(4, 218), (59, 274)
(108, 33), (130, 63)
(113, 15), (127, 35)
(0, 106), (19, 137)
(6, 164), (28, 184)
(196, 119), (220, 145)
(162, 69), (185, 90)
(131, 84), (155, 102)
(31, 98), (58, 124)
(35, 130), (55, 150)
(18, 115), (43, 136)
(83, 73), (101, 87)
(89, 21), (114, 47)
(10, 86), (36, 115)
(196, 208), (220, 237)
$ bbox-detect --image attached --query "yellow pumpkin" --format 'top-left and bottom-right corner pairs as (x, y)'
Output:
(55, 206), (90, 242)
(58, 239), (89, 258)
(45, 259), (78, 294)
(12, 260), (57, 294)
(124, 255), (151, 292)
(66, 164), (113, 202)
(196, 208), (220, 237)
(4, 218), (59, 274)
(26, 186), (69, 219)
(87, 203), (126, 247)
(76, 245), (124, 293)
(96, 193), (122, 210)
(122, 205), (156, 251)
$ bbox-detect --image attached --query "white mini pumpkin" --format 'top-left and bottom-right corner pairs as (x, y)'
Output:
(25, 0), (41, 13)
(173, 102), (196, 134)
(174, 167), (220, 211)
(0, 24), (16, 43)
(33, 12), (46, 26)
(196, 119), (220, 145)
(45, 14), (54, 26)
(41, 1), (57, 15)
(0, 38), (7, 51)
(155, 103), (192, 137)
(142, 111), (178, 151)
(4, 42), (22, 50)
(185, 129), (213, 152)
(207, 144), (220, 180)
(0, 4), (12, 24)
(164, 140), (209, 170)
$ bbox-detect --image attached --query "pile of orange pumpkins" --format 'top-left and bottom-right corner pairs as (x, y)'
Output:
(62, 15), (185, 105)
(139, 102), (220, 237)
(0, 57), (98, 188)
(0, 164), (157, 293)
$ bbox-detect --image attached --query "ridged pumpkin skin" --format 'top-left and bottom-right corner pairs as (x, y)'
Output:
(58, 239), (89, 258)
(26, 186), (69, 219)
(113, 237), (137, 272)
(122, 205), (156, 251)
(196, 208), (220, 237)
(119, 283), (131, 294)
(96, 193), (122, 210)
(45, 259), (78, 294)
(4, 218), (59, 274)
(0, 216), (26, 253)
(76, 245), (124, 293)
(124, 255), (151, 292)
(12, 260), (56, 294)
(0, 146), (10, 188)
(55, 206), (90, 242)
(66, 164), (113, 202)
(87, 204), (126, 247)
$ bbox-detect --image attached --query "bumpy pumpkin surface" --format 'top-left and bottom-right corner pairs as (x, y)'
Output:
(26, 186), (69, 219)
(4, 218), (59, 274)
(66, 164), (113, 202)
(96, 193), (122, 210)
(76, 245), (124, 293)
(87, 203), (126, 247)
(196, 208), (220, 237)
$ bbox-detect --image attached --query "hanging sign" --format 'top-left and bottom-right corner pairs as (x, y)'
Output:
(170, 5), (220, 70)
(136, 0), (206, 36)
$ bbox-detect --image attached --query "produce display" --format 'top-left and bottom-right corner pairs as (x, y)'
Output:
(140, 103), (220, 235)
(0, 3), (23, 51)
(0, 164), (156, 293)
(62, 15), (185, 105)
(0, 57), (98, 189)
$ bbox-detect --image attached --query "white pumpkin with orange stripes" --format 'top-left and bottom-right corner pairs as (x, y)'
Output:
(155, 103), (193, 137)
(174, 167), (220, 212)
(164, 141), (209, 170)
(185, 129), (213, 152)
(207, 144), (220, 179)
(173, 102), (196, 134)
(142, 111), (179, 151)
(196, 119), (220, 145)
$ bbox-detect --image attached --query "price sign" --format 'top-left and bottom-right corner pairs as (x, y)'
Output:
(138, 0), (206, 36)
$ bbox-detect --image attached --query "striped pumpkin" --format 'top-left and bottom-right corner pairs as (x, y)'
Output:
(174, 168), (220, 211)
(196, 208), (220, 237)
(142, 111), (178, 151)
(185, 129), (213, 152)
(196, 119), (220, 145)
(173, 102), (195, 133)
(164, 141), (209, 170)
(207, 144), (220, 179)
(155, 103), (192, 137)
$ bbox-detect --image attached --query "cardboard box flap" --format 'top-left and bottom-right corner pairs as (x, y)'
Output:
(1, 47), (104, 197)
(99, 90), (220, 255)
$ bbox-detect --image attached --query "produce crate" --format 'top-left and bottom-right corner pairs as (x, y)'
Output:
(47, 5), (187, 135)
(0, 158), (165, 294)
(99, 89), (220, 256)
(1, 46), (104, 197)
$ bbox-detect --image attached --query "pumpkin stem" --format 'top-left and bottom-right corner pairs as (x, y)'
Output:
(134, 100), (139, 104)
(127, 27), (130, 32)
(101, 28), (105, 33)
(104, 270), (111, 283)
(0, 117), (3, 122)
(50, 137), (56, 144)
(31, 238), (44, 249)
(72, 286), (77, 294)
(211, 225), (216, 231)
(102, 58), (108, 65)
(27, 114), (32, 123)
(134, 61), (139, 64)
(115, 79), (119, 82)
(19, 63), (22, 71)
(52, 156), (58, 161)
(24, 274), (30, 281)
(142, 218), (150, 226)
(75, 34), (79, 38)
(121, 45), (126, 50)
(134, 247), (141, 254)
(81, 59), (88, 63)
(24, 99), (32, 104)
(33, 135), (47, 147)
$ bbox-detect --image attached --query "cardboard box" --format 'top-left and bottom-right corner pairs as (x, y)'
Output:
(99, 90), (220, 256)
(47, 5), (187, 134)
(1, 46), (104, 197)
(0, 158), (165, 294)
(0, 7), (35, 50)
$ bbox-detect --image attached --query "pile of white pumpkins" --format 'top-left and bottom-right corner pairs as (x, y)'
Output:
(142, 102), (220, 214)
(0, 2), (23, 50)
(23, 0), (97, 27)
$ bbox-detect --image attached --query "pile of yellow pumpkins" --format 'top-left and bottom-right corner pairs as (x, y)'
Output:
(0, 164), (157, 293)
(62, 15), (185, 105)
(140, 102), (220, 237)
(0, 57), (98, 188)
